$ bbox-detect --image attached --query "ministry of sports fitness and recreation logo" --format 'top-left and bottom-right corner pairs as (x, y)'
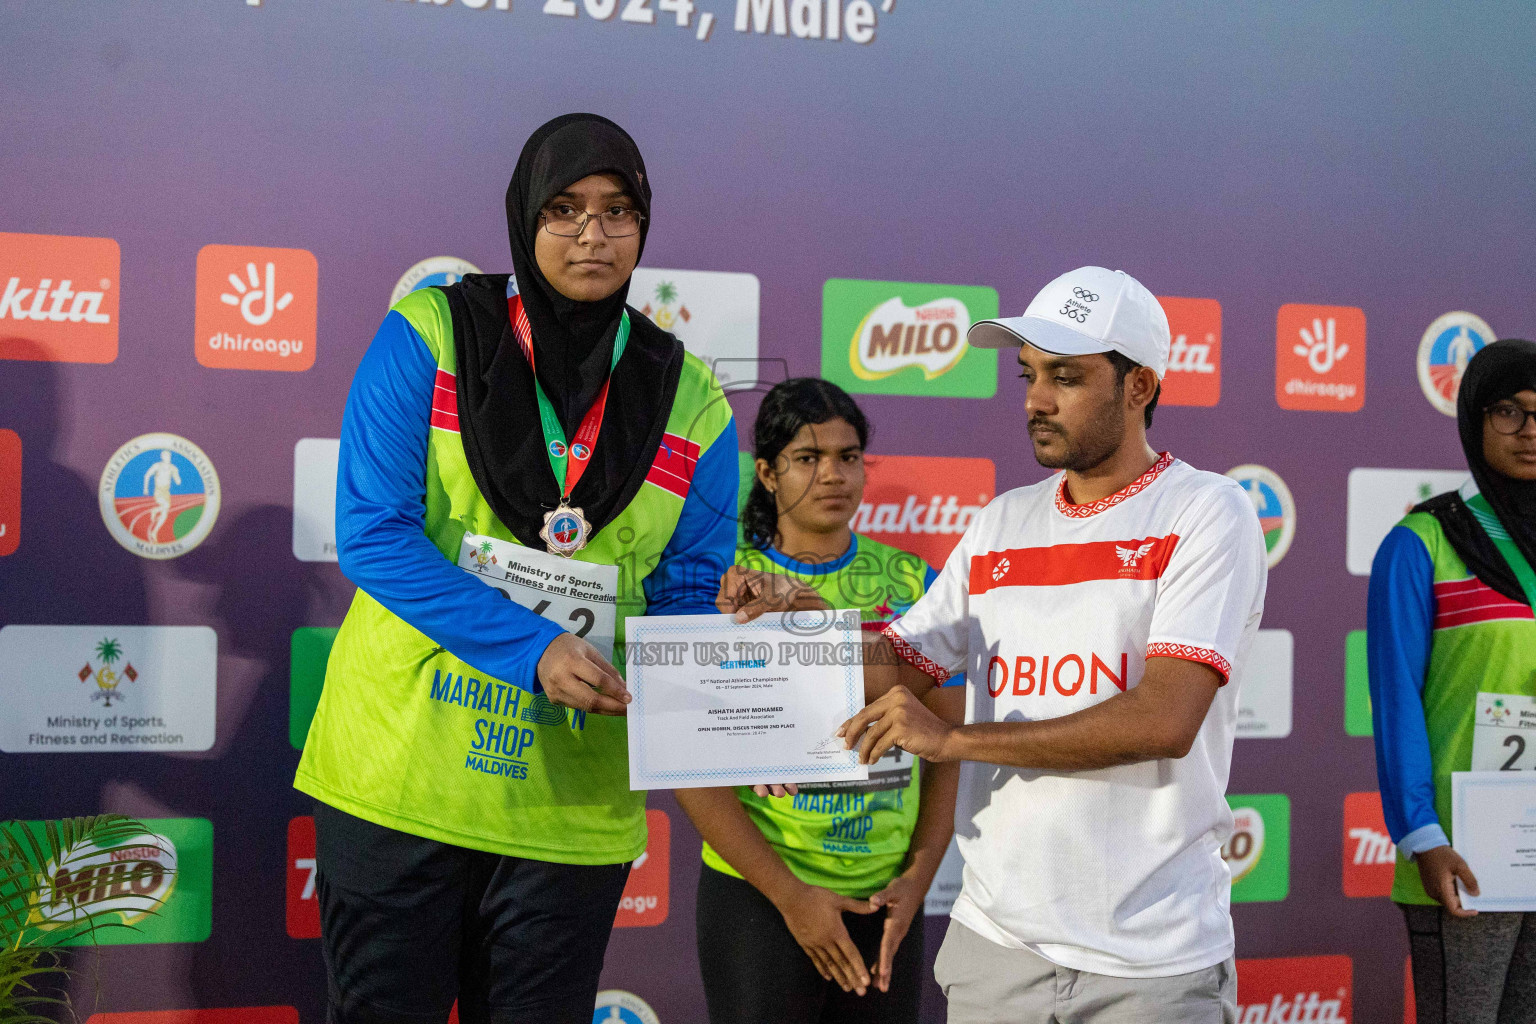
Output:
(390, 256), (482, 306)
(0, 231), (120, 364)
(821, 279), (999, 399)
(592, 991), (661, 1024)
(1226, 464), (1295, 568)
(79, 636), (139, 708)
(630, 268), (760, 388)
(1417, 311), (1495, 417)
(1275, 303), (1366, 412)
(99, 433), (220, 559)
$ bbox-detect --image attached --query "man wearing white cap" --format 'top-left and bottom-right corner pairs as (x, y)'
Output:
(743, 267), (1269, 1020)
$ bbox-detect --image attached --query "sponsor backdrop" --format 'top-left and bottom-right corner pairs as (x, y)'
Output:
(2, 4), (1532, 1022)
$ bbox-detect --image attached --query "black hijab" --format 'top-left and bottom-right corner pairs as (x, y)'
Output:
(1414, 338), (1536, 601)
(443, 114), (684, 548)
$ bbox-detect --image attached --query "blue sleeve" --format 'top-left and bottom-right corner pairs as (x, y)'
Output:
(642, 424), (739, 616)
(335, 311), (563, 693)
(1367, 525), (1446, 854)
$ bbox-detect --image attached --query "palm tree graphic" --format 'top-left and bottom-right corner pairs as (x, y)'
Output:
(85, 637), (135, 707)
(654, 282), (678, 306)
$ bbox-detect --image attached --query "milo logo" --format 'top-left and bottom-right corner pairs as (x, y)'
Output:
(821, 279), (998, 399)
(851, 296), (969, 380)
(1222, 806), (1265, 884)
(27, 830), (177, 931)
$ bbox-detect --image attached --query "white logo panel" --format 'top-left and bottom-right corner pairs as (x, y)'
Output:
(1346, 468), (1467, 575)
(924, 836), (965, 916)
(629, 268), (759, 387)
(293, 438), (340, 562)
(0, 625), (217, 752)
(1234, 629), (1293, 739)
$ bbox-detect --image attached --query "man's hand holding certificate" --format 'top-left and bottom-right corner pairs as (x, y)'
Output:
(624, 608), (869, 790)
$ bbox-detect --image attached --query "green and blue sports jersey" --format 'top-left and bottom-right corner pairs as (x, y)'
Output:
(1367, 497), (1536, 904)
(701, 533), (948, 897)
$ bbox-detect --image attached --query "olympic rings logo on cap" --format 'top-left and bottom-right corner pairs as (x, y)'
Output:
(1072, 287), (1100, 302)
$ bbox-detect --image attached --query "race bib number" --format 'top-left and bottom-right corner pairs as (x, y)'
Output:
(1471, 692), (1536, 771)
(457, 533), (619, 662)
(798, 745), (913, 793)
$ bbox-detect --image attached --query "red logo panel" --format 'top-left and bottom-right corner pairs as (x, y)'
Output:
(1159, 296), (1221, 407)
(0, 232), (120, 364)
(1237, 956), (1353, 1023)
(195, 244), (317, 372)
(1343, 791), (1396, 898)
(1276, 303), (1367, 412)
(0, 429), (18, 556)
(87, 1010), (299, 1024)
(614, 809), (669, 928)
(851, 456), (994, 569)
(286, 815), (320, 939)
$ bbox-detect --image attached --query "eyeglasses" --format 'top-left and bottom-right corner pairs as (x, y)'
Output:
(539, 204), (644, 238)
(1486, 402), (1536, 435)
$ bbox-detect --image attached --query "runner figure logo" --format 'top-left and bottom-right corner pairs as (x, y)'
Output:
(1226, 464), (1296, 569)
(1418, 311), (1495, 416)
(548, 440), (567, 459)
(539, 505), (592, 558)
(99, 433), (221, 560)
(79, 636), (138, 707)
(571, 443), (591, 462)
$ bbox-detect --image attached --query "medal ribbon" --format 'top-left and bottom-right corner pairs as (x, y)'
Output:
(1467, 492), (1536, 608)
(508, 293), (630, 502)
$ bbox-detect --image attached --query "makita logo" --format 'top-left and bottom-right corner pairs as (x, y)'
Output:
(851, 494), (979, 536)
(1168, 332), (1216, 373)
(1347, 826), (1395, 865)
(0, 278), (111, 324)
(1237, 992), (1348, 1023)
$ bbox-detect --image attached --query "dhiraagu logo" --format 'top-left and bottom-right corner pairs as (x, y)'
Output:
(821, 279), (998, 398)
(1223, 793), (1290, 903)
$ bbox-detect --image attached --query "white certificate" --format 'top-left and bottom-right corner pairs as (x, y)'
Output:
(624, 610), (869, 791)
(1453, 771), (1536, 912)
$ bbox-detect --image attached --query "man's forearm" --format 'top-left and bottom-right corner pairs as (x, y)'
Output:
(861, 630), (940, 704)
(940, 684), (1195, 771)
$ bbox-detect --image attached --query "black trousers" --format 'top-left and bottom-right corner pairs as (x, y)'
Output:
(1404, 904), (1536, 1024)
(313, 800), (630, 1024)
(695, 864), (925, 1024)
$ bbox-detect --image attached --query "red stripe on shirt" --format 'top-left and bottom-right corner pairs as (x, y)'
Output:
(969, 535), (1180, 595)
(645, 433), (701, 499)
(1434, 577), (1533, 629)
(882, 624), (951, 684)
(431, 369), (460, 433)
(1146, 642), (1232, 684)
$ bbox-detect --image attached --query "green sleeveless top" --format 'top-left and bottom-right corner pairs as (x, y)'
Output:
(1391, 509), (1536, 903)
(702, 533), (941, 896)
(295, 287), (732, 865)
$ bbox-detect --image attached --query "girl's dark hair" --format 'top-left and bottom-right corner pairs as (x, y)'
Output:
(742, 378), (870, 551)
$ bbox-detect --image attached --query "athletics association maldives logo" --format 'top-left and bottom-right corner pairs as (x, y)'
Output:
(1226, 464), (1296, 568)
(390, 257), (481, 307)
(1418, 311), (1495, 416)
(99, 433), (220, 559)
(592, 991), (661, 1024)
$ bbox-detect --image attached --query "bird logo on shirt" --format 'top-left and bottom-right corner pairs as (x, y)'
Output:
(1115, 542), (1156, 569)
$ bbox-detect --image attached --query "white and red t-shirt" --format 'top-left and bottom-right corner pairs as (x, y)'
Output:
(887, 453), (1267, 978)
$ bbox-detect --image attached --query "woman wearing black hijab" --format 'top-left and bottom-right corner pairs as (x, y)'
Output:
(295, 114), (740, 1023)
(1367, 338), (1536, 1024)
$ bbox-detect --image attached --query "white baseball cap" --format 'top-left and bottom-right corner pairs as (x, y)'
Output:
(968, 266), (1170, 378)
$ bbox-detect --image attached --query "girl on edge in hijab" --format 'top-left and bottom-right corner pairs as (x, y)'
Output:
(294, 114), (739, 1024)
(1368, 338), (1536, 1024)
